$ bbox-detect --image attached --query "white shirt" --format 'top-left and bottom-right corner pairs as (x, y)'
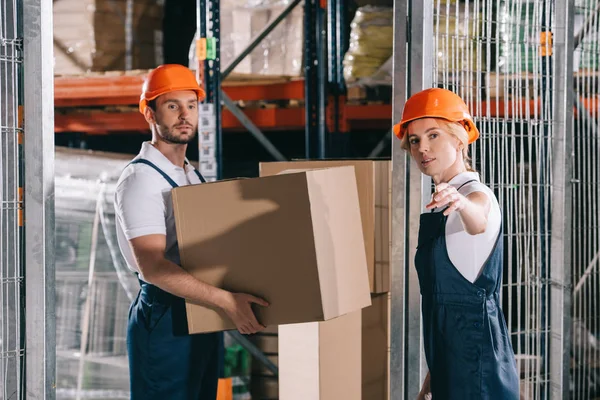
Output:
(114, 142), (204, 277)
(431, 172), (502, 283)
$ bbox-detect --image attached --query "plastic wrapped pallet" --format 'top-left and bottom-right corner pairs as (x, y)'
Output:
(189, 0), (303, 77)
(343, 6), (394, 83)
(53, 0), (164, 75)
(55, 148), (137, 399)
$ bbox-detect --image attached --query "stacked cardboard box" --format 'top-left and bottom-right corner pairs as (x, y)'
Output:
(189, 0), (304, 77)
(259, 160), (392, 400)
(53, 0), (163, 75)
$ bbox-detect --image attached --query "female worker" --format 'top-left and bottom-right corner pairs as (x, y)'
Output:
(393, 88), (519, 399)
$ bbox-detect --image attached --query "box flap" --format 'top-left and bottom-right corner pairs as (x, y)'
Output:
(306, 167), (372, 320)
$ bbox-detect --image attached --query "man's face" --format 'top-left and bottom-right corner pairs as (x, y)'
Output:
(150, 90), (199, 144)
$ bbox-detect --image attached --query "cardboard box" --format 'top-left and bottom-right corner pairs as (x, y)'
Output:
(277, 293), (391, 400)
(53, 0), (163, 75)
(260, 160), (391, 293)
(279, 311), (362, 400)
(172, 166), (372, 333)
(362, 293), (391, 400)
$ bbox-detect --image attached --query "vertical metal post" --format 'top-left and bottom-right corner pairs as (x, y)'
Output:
(539, 3), (552, 394)
(327, 0), (338, 135)
(316, 1), (327, 159)
(1, 0), (25, 398)
(550, 0), (574, 397)
(304, 0), (319, 158)
(207, 0), (222, 179)
(390, 1), (408, 397)
(23, 0), (56, 398)
(196, 0), (221, 181)
(327, 0), (346, 154)
(390, 0), (434, 398)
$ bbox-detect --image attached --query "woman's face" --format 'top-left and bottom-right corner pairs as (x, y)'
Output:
(406, 118), (465, 183)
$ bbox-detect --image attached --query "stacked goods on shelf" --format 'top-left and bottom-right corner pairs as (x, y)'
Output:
(344, 2), (485, 100)
(492, 1), (598, 100)
(53, 0), (164, 75)
(343, 6), (393, 84)
(189, 0), (304, 77)
(434, 2), (486, 74)
(259, 160), (391, 400)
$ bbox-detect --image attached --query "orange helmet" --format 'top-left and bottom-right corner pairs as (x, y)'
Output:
(139, 64), (206, 114)
(393, 88), (479, 144)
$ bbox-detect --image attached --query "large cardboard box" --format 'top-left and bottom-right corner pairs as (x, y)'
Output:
(279, 311), (362, 400)
(260, 160), (391, 293)
(172, 166), (372, 334)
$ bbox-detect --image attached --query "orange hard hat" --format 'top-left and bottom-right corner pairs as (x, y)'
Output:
(393, 88), (479, 144)
(139, 64), (206, 114)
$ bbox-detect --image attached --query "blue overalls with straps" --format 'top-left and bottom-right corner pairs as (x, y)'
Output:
(126, 158), (222, 400)
(415, 180), (519, 399)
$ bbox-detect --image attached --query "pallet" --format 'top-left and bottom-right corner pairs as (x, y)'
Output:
(223, 72), (302, 87)
(346, 84), (392, 105)
(54, 69), (152, 78)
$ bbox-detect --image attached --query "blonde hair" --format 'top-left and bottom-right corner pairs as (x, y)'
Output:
(400, 119), (476, 172)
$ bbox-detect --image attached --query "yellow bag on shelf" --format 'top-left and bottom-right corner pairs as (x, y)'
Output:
(343, 6), (393, 82)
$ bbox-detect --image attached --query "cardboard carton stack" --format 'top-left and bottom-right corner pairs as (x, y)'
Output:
(53, 0), (163, 75)
(188, 0), (304, 77)
(259, 160), (392, 400)
(171, 164), (375, 398)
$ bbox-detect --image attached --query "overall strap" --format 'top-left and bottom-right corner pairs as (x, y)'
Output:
(456, 179), (478, 192)
(185, 161), (207, 183)
(130, 159), (179, 188)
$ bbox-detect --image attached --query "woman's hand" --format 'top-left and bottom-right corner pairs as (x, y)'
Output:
(426, 183), (491, 235)
(426, 183), (467, 216)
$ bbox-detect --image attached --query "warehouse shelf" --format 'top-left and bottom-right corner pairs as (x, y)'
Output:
(54, 74), (599, 134)
(54, 73), (305, 107)
(53, 74), (393, 133)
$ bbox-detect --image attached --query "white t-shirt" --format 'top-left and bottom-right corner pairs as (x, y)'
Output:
(114, 142), (204, 278)
(431, 171), (502, 283)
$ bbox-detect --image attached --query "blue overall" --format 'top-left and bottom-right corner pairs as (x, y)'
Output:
(126, 158), (222, 400)
(415, 181), (520, 399)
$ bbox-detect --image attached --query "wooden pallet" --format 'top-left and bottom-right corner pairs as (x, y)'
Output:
(346, 84), (392, 105)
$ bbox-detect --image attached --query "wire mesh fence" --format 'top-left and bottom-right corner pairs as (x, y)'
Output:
(429, 0), (599, 398)
(0, 0), (24, 399)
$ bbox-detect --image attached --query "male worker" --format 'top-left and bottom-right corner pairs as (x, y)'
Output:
(114, 64), (268, 399)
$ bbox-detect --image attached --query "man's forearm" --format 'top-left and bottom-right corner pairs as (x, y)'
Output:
(142, 259), (230, 310)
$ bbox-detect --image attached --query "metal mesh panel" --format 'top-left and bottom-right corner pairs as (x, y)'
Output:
(572, 1), (600, 399)
(432, 0), (556, 397)
(0, 0), (24, 398)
